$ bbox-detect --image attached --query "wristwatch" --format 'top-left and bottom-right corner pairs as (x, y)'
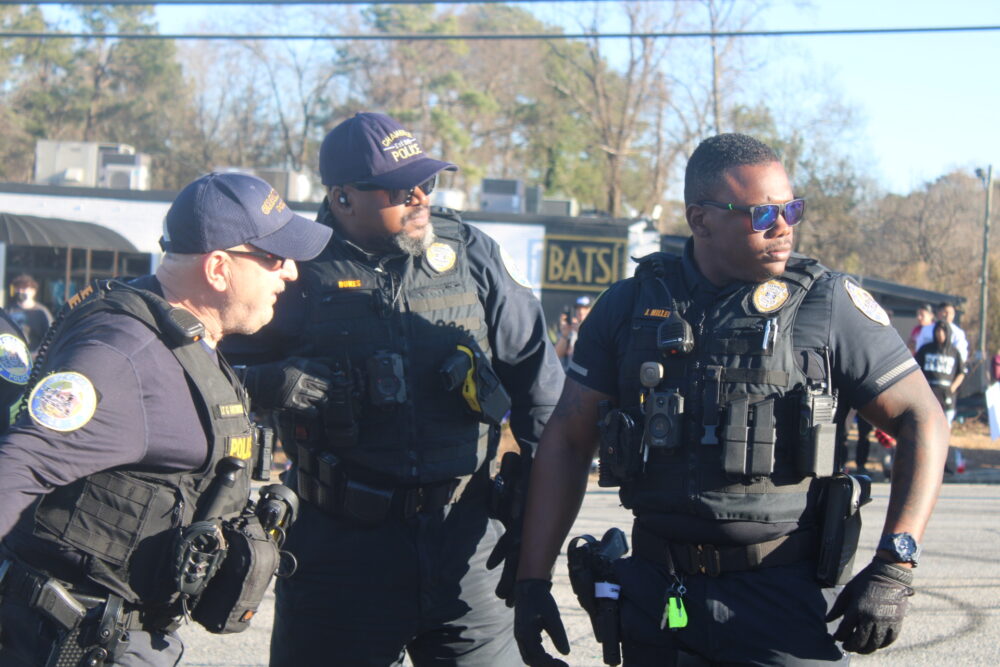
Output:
(877, 532), (921, 566)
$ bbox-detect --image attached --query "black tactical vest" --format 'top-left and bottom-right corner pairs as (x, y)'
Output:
(286, 210), (492, 484)
(619, 253), (830, 524)
(28, 280), (255, 605)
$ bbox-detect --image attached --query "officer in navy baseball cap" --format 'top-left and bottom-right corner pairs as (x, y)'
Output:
(229, 112), (564, 666)
(161, 171), (331, 261)
(0, 172), (331, 665)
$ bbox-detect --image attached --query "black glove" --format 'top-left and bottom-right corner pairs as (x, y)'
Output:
(487, 451), (531, 605)
(514, 579), (570, 667)
(243, 358), (330, 415)
(486, 527), (519, 606)
(826, 557), (914, 654)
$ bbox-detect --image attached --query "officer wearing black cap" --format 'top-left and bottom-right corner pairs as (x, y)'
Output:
(0, 172), (331, 666)
(227, 112), (564, 666)
(514, 134), (949, 665)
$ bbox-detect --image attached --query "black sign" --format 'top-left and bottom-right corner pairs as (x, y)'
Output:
(543, 234), (627, 291)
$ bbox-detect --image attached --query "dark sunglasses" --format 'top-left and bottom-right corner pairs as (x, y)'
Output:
(224, 248), (287, 270)
(697, 198), (806, 232)
(350, 175), (436, 207)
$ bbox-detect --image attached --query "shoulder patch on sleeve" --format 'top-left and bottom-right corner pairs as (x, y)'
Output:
(844, 279), (890, 326)
(0, 333), (31, 385)
(500, 246), (533, 289)
(28, 371), (98, 432)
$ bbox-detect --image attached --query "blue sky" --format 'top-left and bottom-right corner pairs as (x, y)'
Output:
(148, 0), (1000, 196)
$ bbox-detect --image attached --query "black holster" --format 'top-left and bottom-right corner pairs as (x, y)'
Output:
(567, 527), (629, 666)
(816, 473), (872, 586)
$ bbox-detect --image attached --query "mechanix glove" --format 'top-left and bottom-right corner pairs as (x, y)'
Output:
(514, 579), (570, 667)
(826, 557), (914, 654)
(242, 358), (331, 415)
(487, 451), (531, 605)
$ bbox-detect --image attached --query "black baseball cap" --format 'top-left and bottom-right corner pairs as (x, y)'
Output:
(161, 172), (332, 260)
(319, 112), (457, 188)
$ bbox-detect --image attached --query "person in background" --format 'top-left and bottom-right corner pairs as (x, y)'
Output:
(907, 303), (934, 354)
(8, 274), (53, 354)
(913, 302), (968, 363)
(554, 294), (593, 368)
(915, 321), (965, 426)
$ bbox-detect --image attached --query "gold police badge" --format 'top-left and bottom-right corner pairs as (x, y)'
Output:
(752, 280), (789, 313)
(426, 242), (457, 273)
(844, 280), (890, 326)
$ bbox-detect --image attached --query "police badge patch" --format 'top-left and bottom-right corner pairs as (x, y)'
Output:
(28, 371), (99, 432)
(752, 280), (789, 313)
(0, 334), (31, 385)
(426, 242), (457, 273)
(845, 280), (891, 326)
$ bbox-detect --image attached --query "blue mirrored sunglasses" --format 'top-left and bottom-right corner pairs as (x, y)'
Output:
(697, 198), (806, 232)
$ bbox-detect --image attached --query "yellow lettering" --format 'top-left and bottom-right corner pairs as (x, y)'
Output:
(390, 144), (423, 162)
(217, 403), (244, 418)
(595, 248), (612, 284)
(338, 279), (362, 288)
(643, 308), (671, 318)
(67, 285), (94, 309)
(563, 248), (583, 283)
(546, 245), (565, 282)
(227, 436), (253, 460)
(261, 189), (281, 214)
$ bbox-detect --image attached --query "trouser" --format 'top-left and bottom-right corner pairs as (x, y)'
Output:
(615, 555), (850, 666)
(0, 597), (183, 667)
(269, 479), (519, 667)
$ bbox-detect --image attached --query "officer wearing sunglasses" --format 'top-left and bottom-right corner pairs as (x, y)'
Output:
(515, 133), (949, 666)
(225, 112), (563, 666)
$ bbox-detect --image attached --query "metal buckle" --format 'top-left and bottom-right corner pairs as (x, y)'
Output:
(692, 544), (722, 577)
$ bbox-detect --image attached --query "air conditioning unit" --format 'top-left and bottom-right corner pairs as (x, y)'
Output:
(99, 151), (150, 190)
(480, 178), (524, 213)
(102, 164), (149, 190)
(541, 198), (580, 217)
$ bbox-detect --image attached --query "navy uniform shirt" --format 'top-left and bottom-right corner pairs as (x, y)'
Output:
(0, 309), (31, 432)
(570, 241), (918, 538)
(0, 280), (210, 547)
(225, 206), (564, 454)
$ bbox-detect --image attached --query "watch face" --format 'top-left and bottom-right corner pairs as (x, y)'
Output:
(893, 534), (916, 559)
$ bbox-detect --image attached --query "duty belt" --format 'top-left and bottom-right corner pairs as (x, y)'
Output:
(295, 444), (475, 524)
(0, 557), (176, 633)
(632, 523), (817, 576)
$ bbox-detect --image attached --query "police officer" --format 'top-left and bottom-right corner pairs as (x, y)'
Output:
(0, 172), (331, 666)
(0, 309), (31, 432)
(228, 112), (564, 666)
(514, 134), (949, 666)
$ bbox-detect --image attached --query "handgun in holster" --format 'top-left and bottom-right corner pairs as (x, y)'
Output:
(440, 341), (511, 426)
(567, 527), (629, 666)
(817, 473), (872, 586)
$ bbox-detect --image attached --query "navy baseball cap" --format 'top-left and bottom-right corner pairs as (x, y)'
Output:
(319, 112), (457, 188)
(161, 172), (332, 260)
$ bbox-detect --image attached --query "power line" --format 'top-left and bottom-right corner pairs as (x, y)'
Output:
(0, 25), (997, 41)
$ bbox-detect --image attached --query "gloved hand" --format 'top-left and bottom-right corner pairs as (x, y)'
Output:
(487, 451), (530, 605)
(826, 557), (914, 654)
(514, 579), (570, 667)
(486, 526), (519, 606)
(243, 358), (330, 415)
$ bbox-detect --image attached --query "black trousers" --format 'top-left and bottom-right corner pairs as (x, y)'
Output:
(269, 486), (519, 667)
(616, 555), (850, 666)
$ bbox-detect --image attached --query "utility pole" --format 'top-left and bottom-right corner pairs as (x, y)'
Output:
(976, 165), (994, 357)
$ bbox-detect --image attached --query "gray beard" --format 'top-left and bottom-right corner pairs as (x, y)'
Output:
(392, 222), (435, 257)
